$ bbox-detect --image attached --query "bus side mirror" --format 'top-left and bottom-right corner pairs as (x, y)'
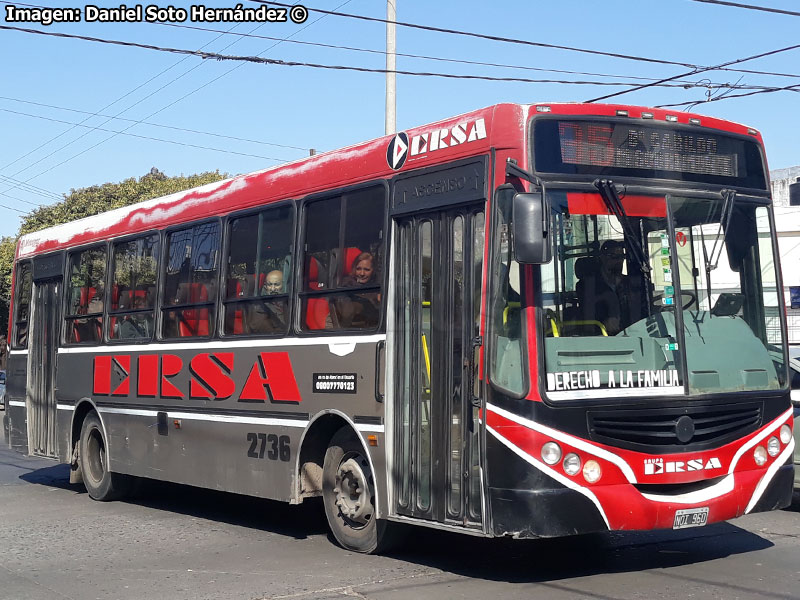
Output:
(512, 192), (551, 264)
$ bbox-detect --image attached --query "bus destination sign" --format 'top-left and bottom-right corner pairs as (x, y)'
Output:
(533, 118), (767, 189)
(558, 121), (737, 178)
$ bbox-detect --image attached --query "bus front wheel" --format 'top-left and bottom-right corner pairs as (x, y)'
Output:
(79, 412), (126, 501)
(322, 427), (394, 553)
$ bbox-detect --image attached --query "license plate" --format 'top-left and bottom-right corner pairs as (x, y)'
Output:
(673, 507), (709, 529)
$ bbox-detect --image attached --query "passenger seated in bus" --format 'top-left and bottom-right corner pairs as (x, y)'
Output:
(245, 270), (288, 333)
(260, 270), (284, 295)
(336, 252), (380, 328)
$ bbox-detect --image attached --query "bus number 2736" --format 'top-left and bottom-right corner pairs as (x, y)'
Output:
(246, 433), (291, 462)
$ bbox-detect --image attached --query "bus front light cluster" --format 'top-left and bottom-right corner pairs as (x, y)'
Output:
(752, 422), (794, 466)
(563, 453), (581, 476)
(541, 442), (601, 483)
(767, 436), (781, 457)
(753, 446), (768, 466)
(541, 442), (562, 465)
(583, 460), (602, 483)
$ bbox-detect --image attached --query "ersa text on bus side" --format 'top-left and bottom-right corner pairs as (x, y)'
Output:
(92, 352), (302, 403)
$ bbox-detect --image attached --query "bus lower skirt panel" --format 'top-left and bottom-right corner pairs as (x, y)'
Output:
(489, 486), (608, 538)
(748, 462), (793, 514)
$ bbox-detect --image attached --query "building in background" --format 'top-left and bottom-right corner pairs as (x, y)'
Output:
(771, 166), (800, 344)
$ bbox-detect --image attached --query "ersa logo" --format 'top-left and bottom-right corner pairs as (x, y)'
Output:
(92, 352), (302, 403)
(386, 117), (487, 170)
(644, 457), (723, 475)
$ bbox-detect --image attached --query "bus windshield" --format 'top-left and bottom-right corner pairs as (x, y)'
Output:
(541, 188), (786, 399)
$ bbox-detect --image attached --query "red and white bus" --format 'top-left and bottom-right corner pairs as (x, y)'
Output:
(4, 102), (794, 552)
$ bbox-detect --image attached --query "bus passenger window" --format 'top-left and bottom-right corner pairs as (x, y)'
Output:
(12, 262), (33, 348)
(162, 221), (220, 339)
(109, 234), (159, 341)
(300, 185), (386, 332)
(65, 246), (107, 344)
(223, 205), (293, 336)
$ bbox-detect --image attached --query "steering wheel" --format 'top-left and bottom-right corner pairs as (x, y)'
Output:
(652, 290), (696, 310)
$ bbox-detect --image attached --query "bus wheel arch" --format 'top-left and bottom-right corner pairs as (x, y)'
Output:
(72, 404), (128, 501)
(321, 425), (398, 553)
(297, 412), (359, 502)
(297, 412), (397, 553)
(69, 399), (100, 485)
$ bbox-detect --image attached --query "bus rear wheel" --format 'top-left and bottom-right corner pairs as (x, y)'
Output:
(79, 412), (126, 501)
(322, 427), (393, 553)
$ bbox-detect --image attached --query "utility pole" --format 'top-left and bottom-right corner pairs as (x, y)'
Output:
(385, 0), (396, 135)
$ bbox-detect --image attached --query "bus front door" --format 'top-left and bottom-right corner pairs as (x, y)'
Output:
(394, 206), (485, 528)
(28, 276), (61, 458)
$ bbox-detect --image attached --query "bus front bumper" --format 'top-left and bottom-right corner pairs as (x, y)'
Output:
(489, 461), (794, 539)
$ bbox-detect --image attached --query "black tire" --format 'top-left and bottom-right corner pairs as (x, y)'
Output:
(322, 427), (398, 553)
(79, 411), (127, 501)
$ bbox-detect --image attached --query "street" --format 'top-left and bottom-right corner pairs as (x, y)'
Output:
(1, 444), (799, 600)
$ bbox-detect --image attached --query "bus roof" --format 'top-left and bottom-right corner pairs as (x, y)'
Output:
(16, 102), (763, 260)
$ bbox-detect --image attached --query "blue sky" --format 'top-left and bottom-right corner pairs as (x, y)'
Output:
(1, 0), (799, 239)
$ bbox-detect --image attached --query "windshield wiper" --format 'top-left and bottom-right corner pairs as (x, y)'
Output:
(701, 189), (737, 317)
(593, 179), (651, 276)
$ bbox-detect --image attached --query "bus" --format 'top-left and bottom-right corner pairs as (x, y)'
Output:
(4, 102), (794, 553)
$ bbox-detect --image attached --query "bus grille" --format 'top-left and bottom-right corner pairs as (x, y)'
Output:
(587, 402), (762, 452)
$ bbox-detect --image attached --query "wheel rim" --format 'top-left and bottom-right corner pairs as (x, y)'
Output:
(85, 426), (106, 486)
(333, 454), (374, 528)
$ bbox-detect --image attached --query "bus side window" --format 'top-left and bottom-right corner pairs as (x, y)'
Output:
(223, 205), (293, 336)
(12, 261), (33, 348)
(300, 186), (386, 332)
(109, 233), (159, 341)
(161, 221), (220, 339)
(65, 246), (107, 345)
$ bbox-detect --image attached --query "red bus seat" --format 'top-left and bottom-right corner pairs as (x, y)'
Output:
(344, 246), (362, 280)
(230, 279), (246, 334)
(78, 286), (98, 314)
(305, 257), (330, 330)
(179, 283), (210, 337)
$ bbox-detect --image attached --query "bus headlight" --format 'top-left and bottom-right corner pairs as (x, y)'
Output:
(583, 460), (602, 483)
(767, 436), (780, 457)
(541, 442), (562, 465)
(563, 453), (581, 476)
(780, 424), (792, 444)
(754, 446), (768, 466)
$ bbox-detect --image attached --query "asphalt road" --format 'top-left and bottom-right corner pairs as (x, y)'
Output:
(1, 443), (799, 600)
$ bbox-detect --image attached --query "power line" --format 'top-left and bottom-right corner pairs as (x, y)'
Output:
(258, 2), (800, 81)
(657, 82), (800, 108)
(0, 174), (61, 200)
(0, 96), (312, 152)
(690, 0), (800, 17)
(0, 25), (780, 90)
(0, 9), (238, 175)
(257, 1), (701, 68)
(0, 108), (294, 162)
(0, 189), (45, 208)
(0, 2), (258, 197)
(155, 21), (800, 84)
(0, 0), (352, 196)
(585, 41), (800, 102)
(0, 202), (29, 214)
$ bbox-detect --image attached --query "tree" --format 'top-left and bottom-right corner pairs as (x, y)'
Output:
(0, 168), (227, 334)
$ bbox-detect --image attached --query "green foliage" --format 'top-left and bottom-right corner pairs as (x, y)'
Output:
(17, 168), (226, 236)
(0, 236), (17, 334)
(0, 168), (227, 335)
